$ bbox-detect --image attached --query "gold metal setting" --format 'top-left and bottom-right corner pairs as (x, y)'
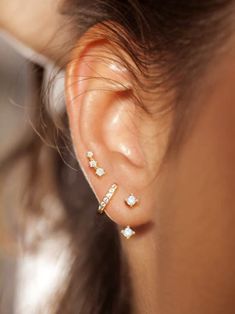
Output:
(86, 151), (105, 177)
(125, 194), (139, 208)
(121, 226), (136, 239)
(98, 183), (118, 214)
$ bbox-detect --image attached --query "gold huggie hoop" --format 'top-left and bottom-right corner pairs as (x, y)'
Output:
(98, 183), (118, 214)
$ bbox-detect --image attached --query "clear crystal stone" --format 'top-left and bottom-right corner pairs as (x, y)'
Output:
(96, 168), (105, 177)
(89, 160), (97, 168)
(126, 194), (138, 207)
(86, 151), (94, 158)
(121, 226), (135, 239)
(103, 197), (109, 203)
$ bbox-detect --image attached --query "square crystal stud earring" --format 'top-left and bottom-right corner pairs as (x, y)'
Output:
(121, 226), (136, 239)
(125, 194), (139, 208)
(86, 151), (105, 177)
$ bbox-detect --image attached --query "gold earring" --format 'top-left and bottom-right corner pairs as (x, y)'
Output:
(121, 226), (136, 239)
(86, 151), (105, 177)
(98, 183), (118, 214)
(122, 194), (138, 238)
(98, 184), (136, 238)
(125, 194), (139, 208)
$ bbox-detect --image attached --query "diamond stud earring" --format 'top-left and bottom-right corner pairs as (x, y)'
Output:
(86, 151), (105, 177)
(98, 183), (118, 214)
(125, 194), (139, 208)
(121, 226), (135, 239)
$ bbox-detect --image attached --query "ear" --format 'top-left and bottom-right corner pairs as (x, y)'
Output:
(65, 24), (167, 229)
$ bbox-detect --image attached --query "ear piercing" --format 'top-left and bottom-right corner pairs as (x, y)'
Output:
(86, 151), (105, 177)
(121, 193), (138, 239)
(121, 226), (136, 239)
(86, 150), (137, 238)
(125, 194), (139, 208)
(98, 187), (137, 239)
(98, 186), (137, 238)
(98, 183), (118, 214)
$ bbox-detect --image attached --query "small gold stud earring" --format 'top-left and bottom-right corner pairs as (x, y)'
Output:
(125, 194), (139, 208)
(98, 183), (118, 214)
(121, 226), (136, 239)
(86, 151), (105, 177)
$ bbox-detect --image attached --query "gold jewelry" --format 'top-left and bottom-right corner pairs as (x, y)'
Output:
(86, 151), (105, 177)
(125, 194), (139, 208)
(121, 226), (135, 239)
(98, 183), (118, 214)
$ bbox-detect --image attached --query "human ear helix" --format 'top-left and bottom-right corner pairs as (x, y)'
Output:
(86, 151), (105, 177)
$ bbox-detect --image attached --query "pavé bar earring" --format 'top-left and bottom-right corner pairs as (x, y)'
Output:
(86, 151), (105, 177)
(98, 183), (118, 214)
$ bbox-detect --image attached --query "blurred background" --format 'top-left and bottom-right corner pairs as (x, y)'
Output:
(0, 32), (32, 314)
(0, 32), (70, 314)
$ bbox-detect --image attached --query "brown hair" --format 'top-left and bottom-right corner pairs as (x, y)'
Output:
(1, 1), (234, 313)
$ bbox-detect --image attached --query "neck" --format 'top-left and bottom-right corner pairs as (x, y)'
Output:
(122, 226), (159, 314)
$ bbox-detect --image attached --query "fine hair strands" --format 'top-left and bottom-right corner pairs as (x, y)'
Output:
(1, 1), (235, 314)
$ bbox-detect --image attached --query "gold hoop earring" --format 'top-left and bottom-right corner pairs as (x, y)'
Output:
(98, 183), (118, 214)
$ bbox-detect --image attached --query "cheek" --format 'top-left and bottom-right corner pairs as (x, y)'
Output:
(156, 63), (235, 313)
(184, 68), (235, 196)
(163, 71), (235, 234)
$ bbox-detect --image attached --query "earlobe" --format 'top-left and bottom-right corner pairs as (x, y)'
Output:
(65, 25), (162, 234)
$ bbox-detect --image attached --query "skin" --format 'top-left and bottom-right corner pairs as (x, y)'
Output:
(1, 2), (235, 314)
(0, 0), (70, 60)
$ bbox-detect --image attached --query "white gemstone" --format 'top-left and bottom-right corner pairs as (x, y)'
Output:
(96, 168), (105, 177)
(86, 151), (94, 158)
(103, 197), (109, 203)
(126, 194), (138, 207)
(89, 160), (97, 168)
(121, 226), (135, 239)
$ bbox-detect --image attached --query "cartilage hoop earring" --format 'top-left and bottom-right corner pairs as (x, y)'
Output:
(86, 151), (105, 177)
(98, 183), (118, 214)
